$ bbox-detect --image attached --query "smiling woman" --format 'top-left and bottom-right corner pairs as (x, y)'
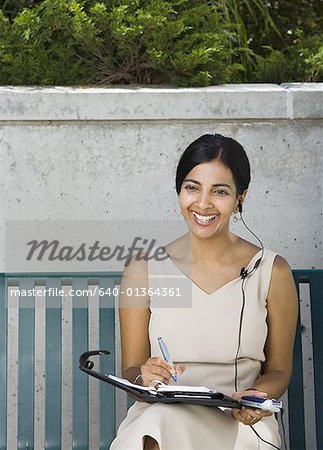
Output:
(110, 133), (298, 450)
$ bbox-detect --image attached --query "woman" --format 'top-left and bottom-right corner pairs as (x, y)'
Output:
(110, 134), (298, 450)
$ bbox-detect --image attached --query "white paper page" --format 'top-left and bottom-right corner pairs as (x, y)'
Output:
(158, 385), (216, 393)
(108, 374), (153, 391)
(108, 374), (216, 394)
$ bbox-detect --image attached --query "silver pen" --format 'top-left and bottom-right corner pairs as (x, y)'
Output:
(158, 336), (178, 382)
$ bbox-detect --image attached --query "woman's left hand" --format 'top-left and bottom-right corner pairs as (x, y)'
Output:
(231, 389), (273, 426)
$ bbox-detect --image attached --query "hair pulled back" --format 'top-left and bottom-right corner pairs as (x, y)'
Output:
(175, 134), (251, 196)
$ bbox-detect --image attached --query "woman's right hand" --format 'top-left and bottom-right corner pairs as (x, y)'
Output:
(139, 357), (185, 386)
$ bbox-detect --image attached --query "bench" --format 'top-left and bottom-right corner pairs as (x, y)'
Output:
(0, 269), (322, 450)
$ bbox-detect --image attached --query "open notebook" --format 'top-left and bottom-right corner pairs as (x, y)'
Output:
(108, 374), (218, 397)
(79, 350), (241, 408)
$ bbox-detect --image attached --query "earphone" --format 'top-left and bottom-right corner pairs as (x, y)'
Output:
(237, 200), (264, 282)
(234, 201), (285, 450)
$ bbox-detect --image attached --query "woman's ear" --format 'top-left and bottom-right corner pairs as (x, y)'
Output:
(233, 199), (240, 214)
(237, 190), (248, 212)
(240, 189), (248, 202)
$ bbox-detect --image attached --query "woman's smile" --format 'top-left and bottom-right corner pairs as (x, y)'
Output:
(191, 211), (220, 226)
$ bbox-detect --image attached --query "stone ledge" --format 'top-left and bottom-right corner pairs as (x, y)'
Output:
(282, 83), (323, 119)
(0, 83), (322, 121)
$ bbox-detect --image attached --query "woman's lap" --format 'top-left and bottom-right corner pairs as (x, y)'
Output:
(110, 401), (281, 450)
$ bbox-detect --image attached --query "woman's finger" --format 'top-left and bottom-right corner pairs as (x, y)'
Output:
(232, 410), (252, 425)
(150, 357), (176, 375)
(140, 358), (177, 385)
(150, 362), (175, 379)
(232, 407), (267, 425)
(174, 364), (186, 376)
(140, 371), (169, 386)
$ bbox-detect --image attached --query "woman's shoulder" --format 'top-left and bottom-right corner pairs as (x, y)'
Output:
(122, 254), (149, 279)
(271, 253), (293, 278)
(122, 245), (169, 277)
(259, 249), (295, 298)
(163, 235), (186, 253)
(161, 235), (189, 264)
(234, 238), (262, 265)
(267, 254), (298, 308)
(235, 238), (283, 261)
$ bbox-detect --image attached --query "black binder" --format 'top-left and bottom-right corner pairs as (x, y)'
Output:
(79, 350), (241, 409)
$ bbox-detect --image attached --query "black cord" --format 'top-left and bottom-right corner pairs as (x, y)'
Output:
(239, 213), (264, 255)
(280, 409), (287, 450)
(250, 424), (281, 449)
(234, 277), (246, 392)
(234, 210), (264, 392)
(239, 213), (265, 276)
(234, 211), (286, 449)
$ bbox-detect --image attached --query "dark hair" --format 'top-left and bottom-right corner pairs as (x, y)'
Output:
(175, 134), (251, 196)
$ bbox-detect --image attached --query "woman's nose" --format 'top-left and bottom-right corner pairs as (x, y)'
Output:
(195, 191), (213, 209)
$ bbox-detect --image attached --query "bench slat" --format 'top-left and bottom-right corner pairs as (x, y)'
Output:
(99, 277), (116, 449)
(72, 278), (89, 450)
(0, 275), (6, 450)
(45, 278), (62, 450)
(289, 272), (306, 450)
(309, 271), (323, 450)
(18, 279), (35, 450)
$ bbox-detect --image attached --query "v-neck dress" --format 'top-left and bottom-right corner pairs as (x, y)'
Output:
(110, 248), (281, 450)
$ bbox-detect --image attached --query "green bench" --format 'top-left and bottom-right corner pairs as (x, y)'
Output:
(0, 269), (322, 450)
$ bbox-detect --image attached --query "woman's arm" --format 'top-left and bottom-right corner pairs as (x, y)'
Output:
(251, 255), (298, 398)
(119, 256), (151, 383)
(231, 255), (298, 425)
(119, 256), (177, 387)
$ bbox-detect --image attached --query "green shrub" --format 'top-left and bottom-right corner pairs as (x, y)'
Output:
(0, 0), (322, 85)
(0, 0), (101, 84)
(253, 31), (323, 82)
(0, 0), (246, 86)
(0, 0), (43, 21)
(293, 33), (323, 82)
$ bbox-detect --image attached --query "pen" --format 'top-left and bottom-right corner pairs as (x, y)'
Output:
(158, 336), (178, 382)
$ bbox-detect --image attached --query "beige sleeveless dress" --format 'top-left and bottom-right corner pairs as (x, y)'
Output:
(110, 248), (281, 450)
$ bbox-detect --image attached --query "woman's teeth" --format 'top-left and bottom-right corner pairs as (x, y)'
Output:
(192, 212), (217, 223)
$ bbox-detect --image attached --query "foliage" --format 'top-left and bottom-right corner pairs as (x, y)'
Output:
(253, 31), (323, 82)
(0, 1), (97, 84)
(0, 0), (322, 86)
(0, 0), (42, 21)
(217, 0), (280, 76)
(0, 0), (248, 85)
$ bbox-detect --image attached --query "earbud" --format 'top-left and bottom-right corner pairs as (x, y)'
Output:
(238, 201), (243, 213)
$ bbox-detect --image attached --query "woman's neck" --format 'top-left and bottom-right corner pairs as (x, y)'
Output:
(183, 232), (239, 266)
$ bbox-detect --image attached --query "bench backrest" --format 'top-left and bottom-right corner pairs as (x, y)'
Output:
(288, 270), (323, 450)
(0, 270), (322, 450)
(0, 273), (121, 450)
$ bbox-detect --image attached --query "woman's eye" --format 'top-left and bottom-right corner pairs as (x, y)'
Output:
(185, 185), (198, 191)
(214, 189), (229, 195)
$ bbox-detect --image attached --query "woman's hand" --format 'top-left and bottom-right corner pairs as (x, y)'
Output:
(139, 357), (185, 386)
(231, 389), (273, 426)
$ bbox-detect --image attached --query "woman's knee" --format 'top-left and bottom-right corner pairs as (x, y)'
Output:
(143, 435), (160, 450)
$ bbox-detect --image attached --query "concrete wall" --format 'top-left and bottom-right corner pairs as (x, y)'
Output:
(0, 83), (322, 271)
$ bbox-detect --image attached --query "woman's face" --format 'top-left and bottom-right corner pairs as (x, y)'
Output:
(179, 160), (241, 239)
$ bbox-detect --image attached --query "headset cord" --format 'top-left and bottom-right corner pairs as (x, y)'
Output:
(234, 211), (264, 392)
(235, 212), (287, 449)
(249, 424), (281, 449)
(234, 276), (246, 392)
(239, 212), (265, 269)
(249, 409), (287, 450)
(280, 409), (288, 450)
